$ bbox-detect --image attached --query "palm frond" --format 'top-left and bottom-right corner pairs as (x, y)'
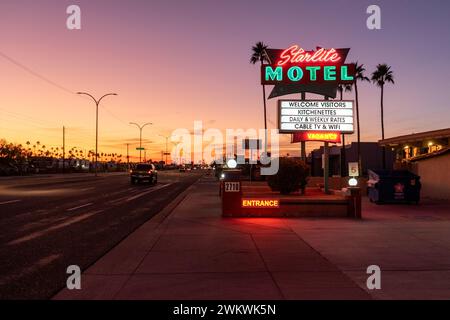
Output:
(353, 62), (370, 82)
(372, 63), (395, 86)
(250, 41), (269, 64)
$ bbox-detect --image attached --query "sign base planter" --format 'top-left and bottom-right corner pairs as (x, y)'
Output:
(221, 182), (362, 218)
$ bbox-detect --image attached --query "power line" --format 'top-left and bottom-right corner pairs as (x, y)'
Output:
(0, 50), (75, 95)
(0, 50), (129, 125)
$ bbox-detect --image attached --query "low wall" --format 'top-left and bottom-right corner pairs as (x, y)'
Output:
(221, 181), (361, 218)
(307, 176), (368, 195)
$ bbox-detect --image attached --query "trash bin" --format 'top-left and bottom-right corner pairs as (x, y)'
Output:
(367, 170), (421, 204)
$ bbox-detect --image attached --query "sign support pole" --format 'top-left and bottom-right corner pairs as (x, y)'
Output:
(324, 141), (330, 194)
(300, 92), (306, 162)
(324, 96), (330, 194)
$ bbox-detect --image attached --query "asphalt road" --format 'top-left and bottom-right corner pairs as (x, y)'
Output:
(0, 170), (203, 299)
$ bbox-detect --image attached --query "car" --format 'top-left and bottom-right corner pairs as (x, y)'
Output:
(0, 162), (19, 176)
(179, 165), (186, 172)
(130, 163), (157, 185)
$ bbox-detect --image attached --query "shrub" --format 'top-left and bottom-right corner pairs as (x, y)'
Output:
(267, 157), (309, 195)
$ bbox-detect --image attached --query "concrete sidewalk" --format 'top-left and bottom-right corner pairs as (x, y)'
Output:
(54, 176), (370, 300)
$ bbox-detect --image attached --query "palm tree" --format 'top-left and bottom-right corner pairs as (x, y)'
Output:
(338, 84), (353, 176)
(250, 41), (270, 153)
(353, 62), (370, 173)
(371, 64), (394, 169)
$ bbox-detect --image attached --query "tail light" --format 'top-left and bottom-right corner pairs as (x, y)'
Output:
(148, 170), (153, 174)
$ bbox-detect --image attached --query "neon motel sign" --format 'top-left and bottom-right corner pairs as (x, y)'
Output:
(261, 45), (355, 85)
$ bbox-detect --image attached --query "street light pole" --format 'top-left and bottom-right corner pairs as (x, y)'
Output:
(130, 122), (152, 163)
(159, 134), (170, 165)
(77, 92), (117, 176)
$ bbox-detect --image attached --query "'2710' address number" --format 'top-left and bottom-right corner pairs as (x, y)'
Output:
(224, 182), (240, 192)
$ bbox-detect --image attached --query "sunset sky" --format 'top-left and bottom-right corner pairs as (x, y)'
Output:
(1, 0), (450, 162)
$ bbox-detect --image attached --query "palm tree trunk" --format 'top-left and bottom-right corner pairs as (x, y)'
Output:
(354, 81), (362, 175)
(340, 90), (346, 176)
(381, 84), (386, 169)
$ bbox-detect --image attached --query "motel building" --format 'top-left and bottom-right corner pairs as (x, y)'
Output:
(379, 128), (450, 200)
(310, 142), (395, 177)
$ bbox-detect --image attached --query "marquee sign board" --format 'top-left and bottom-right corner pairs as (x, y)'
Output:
(278, 100), (354, 134)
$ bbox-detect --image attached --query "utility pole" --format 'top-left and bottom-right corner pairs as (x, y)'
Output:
(77, 92), (117, 176)
(159, 135), (170, 165)
(126, 143), (130, 169)
(130, 122), (152, 162)
(62, 126), (65, 174)
(165, 137), (168, 164)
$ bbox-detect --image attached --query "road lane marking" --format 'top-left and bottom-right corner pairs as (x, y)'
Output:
(7, 210), (104, 246)
(80, 187), (95, 192)
(125, 183), (173, 202)
(0, 253), (61, 286)
(0, 199), (21, 205)
(66, 202), (93, 211)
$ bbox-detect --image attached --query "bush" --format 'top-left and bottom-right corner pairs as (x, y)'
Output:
(267, 158), (309, 195)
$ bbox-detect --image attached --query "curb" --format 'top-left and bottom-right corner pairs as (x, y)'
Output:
(149, 179), (199, 226)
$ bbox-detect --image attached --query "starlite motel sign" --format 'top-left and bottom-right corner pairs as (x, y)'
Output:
(261, 45), (355, 85)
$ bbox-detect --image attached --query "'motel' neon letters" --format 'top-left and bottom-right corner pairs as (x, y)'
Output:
(265, 65), (354, 82)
